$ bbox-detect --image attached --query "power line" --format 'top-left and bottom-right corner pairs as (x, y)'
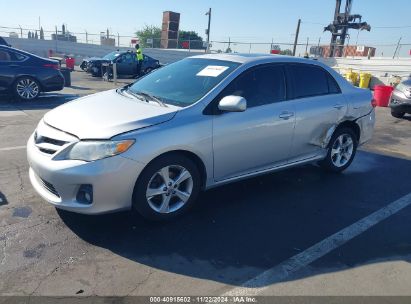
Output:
(373, 25), (411, 29)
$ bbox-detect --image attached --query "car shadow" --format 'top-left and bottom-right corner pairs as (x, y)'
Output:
(0, 93), (81, 111)
(58, 151), (411, 287)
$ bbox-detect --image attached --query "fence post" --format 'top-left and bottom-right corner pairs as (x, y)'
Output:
(113, 63), (117, 85)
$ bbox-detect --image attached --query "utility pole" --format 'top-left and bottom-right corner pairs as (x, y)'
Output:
(18, 25), (23, 38)
(292, 19), (301, 56)
(85, 31), (88, 44)
(117, 33), (120, 47)
(393, 37), (402, 59)
(205, 8), (212, 53)
(317, 37), (321, 57)
(305, 37), (309, 54)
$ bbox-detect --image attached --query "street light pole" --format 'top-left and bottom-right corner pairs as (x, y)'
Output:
(205, 8), (212, 53)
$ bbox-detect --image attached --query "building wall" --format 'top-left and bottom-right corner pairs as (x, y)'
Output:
(3, 37), (198, 65)
(319, 57), (411, 77)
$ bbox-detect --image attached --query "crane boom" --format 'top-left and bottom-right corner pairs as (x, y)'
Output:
(324, 0), (371, 57)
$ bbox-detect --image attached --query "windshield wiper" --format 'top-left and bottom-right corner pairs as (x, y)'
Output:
(133, 91), (167, 107)
(120, 88), (146, 101)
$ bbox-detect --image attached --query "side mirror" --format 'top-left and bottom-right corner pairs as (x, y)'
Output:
(218, 95), (247, 112)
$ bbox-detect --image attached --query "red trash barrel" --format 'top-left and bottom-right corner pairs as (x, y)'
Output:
(65, 57), (75, 71)
(373, 85), (394, 107)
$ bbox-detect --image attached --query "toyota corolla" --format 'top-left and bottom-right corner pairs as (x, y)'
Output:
(27, 54), (375, 220)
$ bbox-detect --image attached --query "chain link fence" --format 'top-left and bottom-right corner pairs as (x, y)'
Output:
(0, 25), (205, 51)
(1, 25), (411, 58)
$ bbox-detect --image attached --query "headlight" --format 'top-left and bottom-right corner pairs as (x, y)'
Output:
(54, 139), (135, 161)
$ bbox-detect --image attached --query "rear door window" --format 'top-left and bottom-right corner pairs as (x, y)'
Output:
(287, 64), (333, 99)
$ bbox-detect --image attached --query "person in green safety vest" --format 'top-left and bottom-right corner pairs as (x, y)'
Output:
(135, 43), (143, 77)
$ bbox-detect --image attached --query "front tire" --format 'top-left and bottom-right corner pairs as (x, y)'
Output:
(132, 154), (201, 221)
(13, 77), (40, 101)
(320, 127), (358, 173)
(391, 110), (405, 119)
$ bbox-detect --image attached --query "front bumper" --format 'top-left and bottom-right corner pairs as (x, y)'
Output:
(42, 74), (65, 92)
(27, 133), (145, 214)
(390, 92), (411, 113)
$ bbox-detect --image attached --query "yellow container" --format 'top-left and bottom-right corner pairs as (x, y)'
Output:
(359, 73), (372, 88)
(345, 70), (359, 86)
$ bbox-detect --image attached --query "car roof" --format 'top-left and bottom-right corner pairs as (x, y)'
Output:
(190, 53), (317, 65)
(401, 78), (411, 86)
(0, 45), (12, 50)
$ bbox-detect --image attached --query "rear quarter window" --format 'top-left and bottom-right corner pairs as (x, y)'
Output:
(10, 51), (27, 61)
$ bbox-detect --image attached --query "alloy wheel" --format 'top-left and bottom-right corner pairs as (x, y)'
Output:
(331, 134), (354, 167)
(146, 165), (193, 214)
(16, 78), (39, 100)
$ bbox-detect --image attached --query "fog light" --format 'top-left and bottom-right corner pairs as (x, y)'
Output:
(76, 184), (93, 205)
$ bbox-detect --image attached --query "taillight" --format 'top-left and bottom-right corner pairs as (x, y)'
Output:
(371, 98), (377, 108)
(43, 64), (59, 70)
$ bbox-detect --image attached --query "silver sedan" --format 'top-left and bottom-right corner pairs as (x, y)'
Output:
(27, 54), (375, 220)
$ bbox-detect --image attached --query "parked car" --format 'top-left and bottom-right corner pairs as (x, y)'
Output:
(27, 54), (375, 220)
(0, 36), (11, 47)
(390, 78), (411, 118)
(83, 51), (160, 77)
(0, 45), (64, 101)
(80, 56), (101, 72)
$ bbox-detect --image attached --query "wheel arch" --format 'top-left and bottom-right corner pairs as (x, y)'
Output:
(321, 120), (361, 149)
(137, 150), (208, 190)
(13, 75), (43, 91)
(335, 120), (361, 142)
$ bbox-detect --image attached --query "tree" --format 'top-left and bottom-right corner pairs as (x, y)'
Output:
(135, 25), (162, 48)
(178, 30), (204, 49)
(280, 49), (293, 56)
(40, 27), (44, 40)
(136, 25), (205, 49)
(34, 31), (38, 39)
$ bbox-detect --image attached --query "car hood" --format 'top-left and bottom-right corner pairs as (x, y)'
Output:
(83, 57), (101, 62)
(43, 89), (179, 139)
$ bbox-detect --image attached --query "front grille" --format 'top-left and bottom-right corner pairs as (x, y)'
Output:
(37, 176), (60, 198)
(34, 126), (75, 156)
(38, 148), (56, 155)
(36, 135), (67, 147)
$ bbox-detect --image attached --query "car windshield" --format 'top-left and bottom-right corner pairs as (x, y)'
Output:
(103, 51), (121, 60)
(128, 58), (240, 107)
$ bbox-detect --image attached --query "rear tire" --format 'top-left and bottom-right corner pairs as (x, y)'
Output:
(391, 110), (405, 118)
(319, 127), (358, 173)
(13, 77), (40, 101)
(132, 154), (201, 221)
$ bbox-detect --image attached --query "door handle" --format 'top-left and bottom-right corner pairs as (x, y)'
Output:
(279, 111), (294, 119)
(333, 104), (344, 109)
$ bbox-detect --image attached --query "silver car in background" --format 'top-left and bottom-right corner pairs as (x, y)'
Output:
(27, 54), (375, 220)
(390, 78), (411, 118)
